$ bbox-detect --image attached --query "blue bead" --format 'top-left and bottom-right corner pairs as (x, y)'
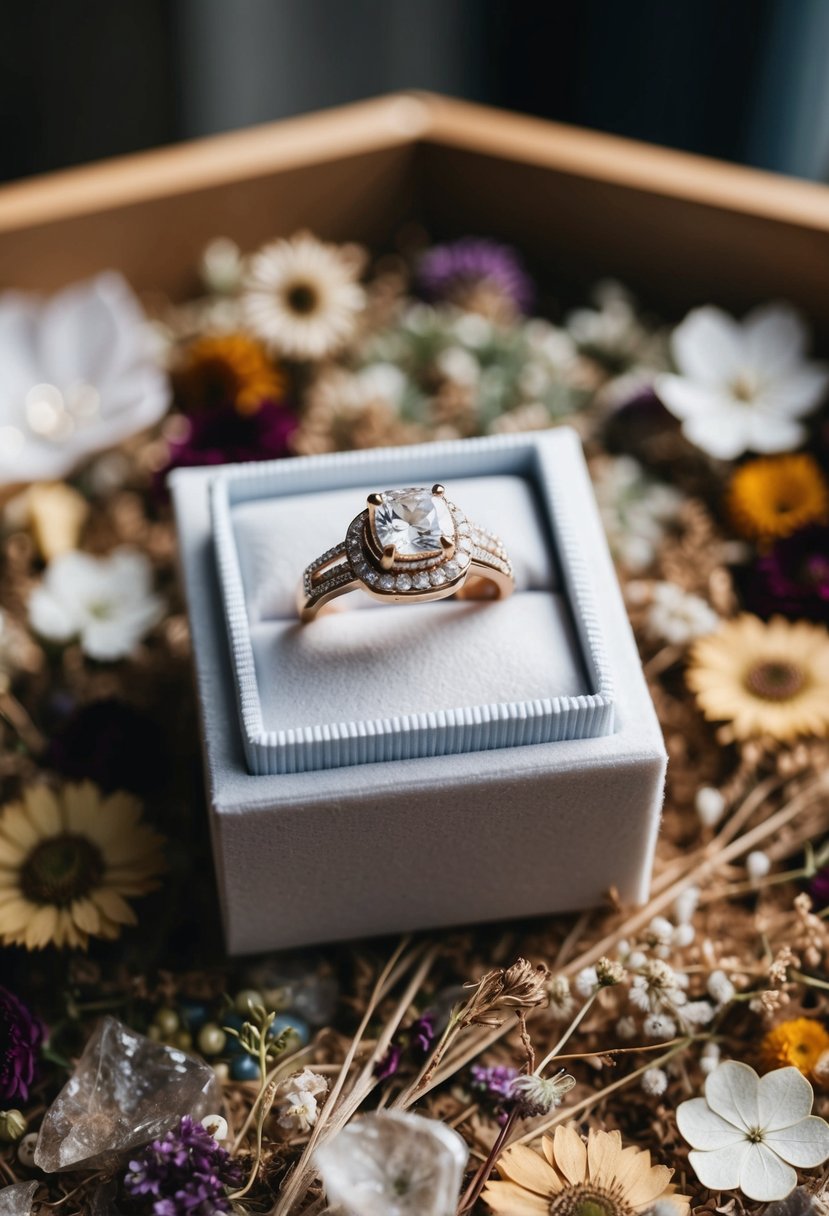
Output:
(178, 1000), (209, 1031)
(230, 1054), (261, 1082)
(221, 1012), (246, 1055)
(269, 1013), (311, 1048)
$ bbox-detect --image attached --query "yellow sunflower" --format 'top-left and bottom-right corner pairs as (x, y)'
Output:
(760, 1017), (829, 1078)
(174, 333), (285, 415)
(727, 454), (829, 542)
(687, 614), (829, 741)
(0, 782), (166, 950)
(482, 1125), (689, 1216)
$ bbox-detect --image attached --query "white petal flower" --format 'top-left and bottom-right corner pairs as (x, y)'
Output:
(0, 273), (169, 486)
(707, 970), (736, 1006)
(574, 966), (598, 997)
(677, 1062), (829, 1202)
(29, 548), (164, 661)
(315, 1111), (467, 1216)
(647, 582), (719, 646)
(656, 303), (829, 460)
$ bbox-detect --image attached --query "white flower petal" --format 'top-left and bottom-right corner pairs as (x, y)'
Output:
(744, 410), (807, 455)
(671, 306), (744, 385)
(654, 374), (720, 422)
(759, 364), (829, 418)
(681, 405), (752, 460)
(688, 1141), (748, 1191)
(739, 1142), (797, 1204)
(757, 1067), (815, 1132)
(765, 1116), (829, 1168)
(676, 1097), (746, 1150)
(742, 302), (808, 380)
(704, 1060), (759, 1131)
(28, 587), (78, 642)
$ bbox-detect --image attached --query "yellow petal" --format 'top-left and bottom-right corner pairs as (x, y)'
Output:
(587, 1129), (623, 1187)
(0, 804), (40, 850)
(24, 904), (59, 950)
(0, 897), (36, 934)
(91, 887), (137, 925)
(24, 786), (63, 836)
(550, 1125), (588, 1184)
(626, 1164), (675, 1210)
(497, 1144), (561, 1197)
(70, 897), (102, 935)
(481, 1180), (550, 1216)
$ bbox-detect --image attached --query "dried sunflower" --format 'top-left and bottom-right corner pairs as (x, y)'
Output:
(482, 1125), (689, 1216)
(688, 614), (829, 741)
(760, 1017), (829, 1078)
(174, 332), (285, 416)
(727, 453), (829, 542)
(0, 782), (166, 950)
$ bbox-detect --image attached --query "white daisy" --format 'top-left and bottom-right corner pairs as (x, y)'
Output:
(677, 1061), (829, 1202)
(656, 303), (829, 460)
(29, 548), (164, 661)
(0, 272), (169, 486)
(242, 232), (365, 360)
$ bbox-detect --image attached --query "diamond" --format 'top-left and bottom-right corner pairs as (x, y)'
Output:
(443, 561), (460, 580)
(413, 571), (431, 590)
(364, 570), (379, 585)
(457, 521), (471, 535)
(458, 536), (473, 553)
(395, 573), (413, 592)
(372, 488), (454, 556)
(379, 574), (395, 591)
(429, 568), (446, 587)
(457, 551), (470, 568)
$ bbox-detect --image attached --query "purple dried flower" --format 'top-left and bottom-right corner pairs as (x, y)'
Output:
(744, 524), (829, 624)
(810, 868), (829, 910)
(124, 1116), (242, 1216)
(44, 698), (169, 796)
(0, 986), (43, 1103)
(469, 1063), (520, 1125)
(375, 1012), (436, 1080)
(159, 399), (297, 485)
(416, 238), (534, 314)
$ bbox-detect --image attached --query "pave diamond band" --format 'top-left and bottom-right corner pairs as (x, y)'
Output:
(298, 483), (515, 622)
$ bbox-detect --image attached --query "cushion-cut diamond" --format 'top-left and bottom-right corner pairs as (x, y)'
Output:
(372, 488), (454, 556)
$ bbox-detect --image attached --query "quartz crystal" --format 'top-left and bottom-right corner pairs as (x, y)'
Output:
(34, 1016), (221, 1173)
(315, 1110), (467, 1216)
(372, 489), (453, 556)
(0, 1183), (38, 1216)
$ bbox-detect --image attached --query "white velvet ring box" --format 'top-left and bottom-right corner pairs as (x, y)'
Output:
(171, 428), (667, 954)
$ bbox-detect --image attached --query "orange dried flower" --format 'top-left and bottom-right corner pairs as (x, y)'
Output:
(175, 333), (285, 416)
(727, 453), (829, 542)
(759, 1016), (829, 1078)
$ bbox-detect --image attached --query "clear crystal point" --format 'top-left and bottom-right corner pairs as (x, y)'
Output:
(34, 1016), (221, 1173)
(315, 1110), (468, 1216)
(372, 488), (453, 556)
(0, 1183), (39, 1216)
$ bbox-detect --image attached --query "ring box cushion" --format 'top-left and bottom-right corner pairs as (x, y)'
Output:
(171, 429), (667, 953)
(210, 434), (615, 775)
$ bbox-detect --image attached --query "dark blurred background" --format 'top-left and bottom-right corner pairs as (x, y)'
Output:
(3, 0), (829, 185)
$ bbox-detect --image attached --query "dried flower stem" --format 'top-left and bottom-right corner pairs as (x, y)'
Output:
(534, 991), (598, 1078)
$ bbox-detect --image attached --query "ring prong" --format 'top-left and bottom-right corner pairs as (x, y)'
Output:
(367, 492), (383, 507)
(440, 534), (455, 557)
(380, 543), (396, 570)
(432, 483), (445, 496)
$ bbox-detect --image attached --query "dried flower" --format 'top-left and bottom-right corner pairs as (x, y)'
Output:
(0, 272), (170, 485)
(483, 1125), (689, 1215)
(642, 1067), (669, 1096)
(0, 782), (166, 949)
(707, 970), (736, 1006)
(728, 455), (829, 542)
(596, 957), (626, 987)
(747, 850), (772, 881)
(677, 1061), (829, 1202)
(242, 232), (366, 360)
(593, 455), (682, 572)
(375, 1012), (435, 1080)
(745, 524), (829, 624)
(0, 988), (43, 1103)
(643, 1012), (677, 1041)
(574, 966), (598, 997)
(565, 280), (662, 372)
(647, 582), (718, 646)
(695, 786), (726, 828)
(124, 1114), (242, 1215)
(510, 1069), (576, 1117)
(29, 548), (164, 661)
(416, 237), (534, 318)
(160, 398), (297, 477)
(656, 303), (829, 460)
(199, 236), (244, 295)
(760, 1019), (829, 1079)
(173, 332), (285, 416)
(629, 960), (686, 1014)
(546, 975), (576, 1022)
(463, 959), (549, 1027)
(687, 615), (829, 741)
(275, 1069), (328, 1133)
(0, 1109), (27, 1142)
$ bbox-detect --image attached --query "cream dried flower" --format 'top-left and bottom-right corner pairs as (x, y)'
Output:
(647, 582), (718, 647)
(29, 547), (164, 661)
(656, 303), (829, 460)
(464, 958), (549, 1027)
(677, 1061), (829, 1202)
(242, 232), (366, 360)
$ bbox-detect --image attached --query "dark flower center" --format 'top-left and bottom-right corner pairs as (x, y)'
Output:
(549, 1184), (633, 1216)
(744, 660), (806, 702)
(285, 281), (319, 315)
(21, 834), (104, 906)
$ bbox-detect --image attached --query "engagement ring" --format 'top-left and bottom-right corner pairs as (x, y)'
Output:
(298, 484), (515, 622)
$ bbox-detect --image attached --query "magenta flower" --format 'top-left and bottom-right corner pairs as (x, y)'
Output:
(160, 399), (297, 483)
(744, 524), (829, 624)
(0, 986), (43, 1103)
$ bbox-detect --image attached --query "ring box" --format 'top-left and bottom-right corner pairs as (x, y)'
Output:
(171, 428), (666, 954)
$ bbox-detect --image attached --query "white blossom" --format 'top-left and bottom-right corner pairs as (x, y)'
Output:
(642, 1067), (669, 1096)
(275, 1069), (328, 1133)
(643, 1012), (677, 1041)
(0, 272), (169, 485)
(647, 582), (719, 646)
(672, 924), (695, 949)
(701, 1042), (721, 1075)
(677, 1061), (829, 1202)
(199, 237), (245, 295)
(593, 455), (683, 572)
(695, 787), (726, 828)
(546, 974), (576, 1022)
(630, 960), (685, 1013)
(656, 303), (829, 460)
(747, 850), (772, 882)
(616, 1016), (637, 1040)
(673, 886), (700, 926)
(29, 548), (164, 661)
(574, 966), (598, 997)
(680, 1001), (716, 1028)
(707, 970), (736, 1006)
